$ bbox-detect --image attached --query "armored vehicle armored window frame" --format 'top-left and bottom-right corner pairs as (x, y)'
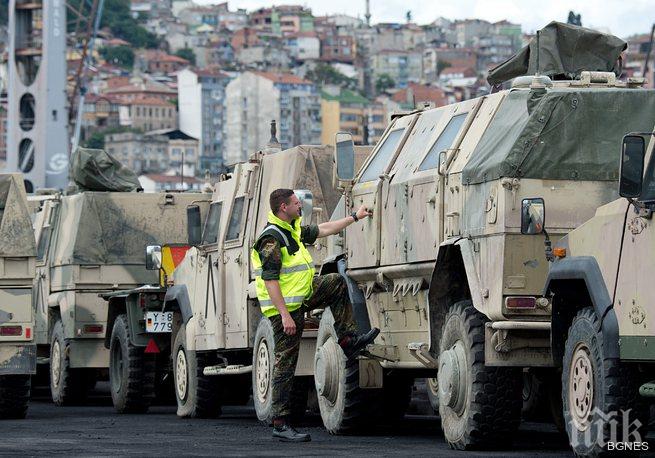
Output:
(359, 128), (406, 182)
(35, 202), (59, 265)
(638, 138), (655, 201)
(201, 202), (222, 245)
(418, 112), (469, 171)
(225, 196), (245, 243)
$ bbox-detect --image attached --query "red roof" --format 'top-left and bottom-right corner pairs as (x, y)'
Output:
(126, 96), (175, 107)
(253, 71), (311, 85)
(194, 67), (231, 78)
(391, 83), (447, 107)
(105, 76), (131, 89)
(142, 50), (190, 65)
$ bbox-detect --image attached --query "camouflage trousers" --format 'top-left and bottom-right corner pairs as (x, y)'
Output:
(269, 273), (357, 420)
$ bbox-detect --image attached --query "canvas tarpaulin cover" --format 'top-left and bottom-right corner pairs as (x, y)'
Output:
(70, 147), (142, 192)
(462, 88), (655, 185)
(487, 22), (627, 85)
(55, 193), (191, 265)
(0, 174), (36, 257)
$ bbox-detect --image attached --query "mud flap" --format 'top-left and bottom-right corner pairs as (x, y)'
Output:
(0, 344), (36, 375)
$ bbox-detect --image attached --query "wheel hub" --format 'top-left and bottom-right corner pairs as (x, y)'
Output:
(255, 340), (270, 404)
(176, 348), (188, 402)
(314, 336), (340, 405)
(438, 341), (467, 414)
(569, 344), (594, 431)
(51, 340), (61, 388)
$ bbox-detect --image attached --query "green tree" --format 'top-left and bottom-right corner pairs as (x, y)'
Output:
(305, 63), (357, 89)
(175, 48), (196, 66)
(375, 74), (395, 94)
(67, 0), (159, 49)
(437, 60), (452, 76)
(83, 131), (106, 149)
(99, 46), (135, 69)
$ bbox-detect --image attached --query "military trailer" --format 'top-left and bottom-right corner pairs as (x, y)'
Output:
(314, 22), (655, 450)
(530, 133), (655, 456)
(31, 189), (208, 406)
(0, 174), (37, 419)
(106, 145), (371, 418)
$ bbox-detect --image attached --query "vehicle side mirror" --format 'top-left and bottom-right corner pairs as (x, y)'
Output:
(294, 189), (314, 222)
(619, 135), (645, 199)
(521, 198), (545, 235)
(187, 205), (201, 246)
(145, 245), (162, 270)
(334, 132), (355, 186)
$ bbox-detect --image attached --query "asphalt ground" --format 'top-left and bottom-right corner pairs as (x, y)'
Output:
(0, 383), (593, 457)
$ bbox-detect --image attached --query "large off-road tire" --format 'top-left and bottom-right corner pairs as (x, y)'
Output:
(50, 319), (94, 406)
(314, 308), (377, 434)
(173, 323), (222, 418)
(562, 307), (649, 457)
(0, 375), (31, 419)
(426, 378), (439, 414)
(438, 301), (522, 450)
(109, 314), (155, 413)
(252, 318), (309, 424)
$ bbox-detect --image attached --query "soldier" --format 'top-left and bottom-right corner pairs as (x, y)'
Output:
(251, 188), (380, 442)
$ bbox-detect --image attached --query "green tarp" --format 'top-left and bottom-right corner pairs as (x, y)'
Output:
(70, 147), (142, 192)
(487, 22), (627, 85)
(462, 88), (655, 185)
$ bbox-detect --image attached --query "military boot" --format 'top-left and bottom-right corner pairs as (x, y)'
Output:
(272, 424), (311, 442)
(340, 327), (380, 359)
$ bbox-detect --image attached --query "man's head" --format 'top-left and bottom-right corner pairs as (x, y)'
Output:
(270, 188), (301, 222)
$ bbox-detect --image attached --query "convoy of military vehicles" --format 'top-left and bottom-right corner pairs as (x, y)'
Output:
(1, 21), (654, 458)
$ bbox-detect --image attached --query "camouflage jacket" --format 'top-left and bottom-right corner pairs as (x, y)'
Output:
(257, 224), (319, 280)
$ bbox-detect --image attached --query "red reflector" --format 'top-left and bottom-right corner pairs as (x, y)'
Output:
(0, 325), (22, 336)
(25, 327), (31, 339)
(505, 297), (537, 309)
(145, 338), (160, 354)
(139, 296), (146, 307)
(83, 324), (104, 333)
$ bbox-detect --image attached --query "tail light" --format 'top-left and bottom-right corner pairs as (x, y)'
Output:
(505, 296), (536, 309)
(83, 324), (104, 334)
(0, 325), (23, 336)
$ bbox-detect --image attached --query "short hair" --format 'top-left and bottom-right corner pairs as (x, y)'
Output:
(270, 188), (294, 214)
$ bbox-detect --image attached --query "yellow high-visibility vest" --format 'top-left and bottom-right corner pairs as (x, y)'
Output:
(251, 211), (315, 317)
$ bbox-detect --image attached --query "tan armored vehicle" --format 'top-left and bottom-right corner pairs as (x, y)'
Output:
(0, 174), (37, 419)
(103, 145), (371, 418)
(31, 148), (208, 406)
(313, 22), (655, 450)
(533, 133), (655, 456)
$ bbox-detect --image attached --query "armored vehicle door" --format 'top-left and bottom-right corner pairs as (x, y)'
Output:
(346, 114), (418, 268)
(219, 163), (257, 349)
(192, 196), (226, 348)
(33, 198), (59, 345)
(614, 146), (655, 359)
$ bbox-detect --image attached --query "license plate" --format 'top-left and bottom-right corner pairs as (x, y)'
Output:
(145, 311), (173, 333)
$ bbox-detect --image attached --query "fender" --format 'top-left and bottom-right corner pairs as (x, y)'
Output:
(545, 256), (619, 359)
(336, 258), (371, 333)
(164, 285), (193, 324)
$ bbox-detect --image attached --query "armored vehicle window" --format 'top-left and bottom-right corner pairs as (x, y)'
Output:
(225, 197), (245, 241)
(641, 143), (655, 201)
(36, 227), (51, 262)
(359, 129), (405, 182)
(418, 113), (468, 171)
(201, 202), (222, 245)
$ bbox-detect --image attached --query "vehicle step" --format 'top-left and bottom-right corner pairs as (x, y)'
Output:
(203, 364), (252, 376)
